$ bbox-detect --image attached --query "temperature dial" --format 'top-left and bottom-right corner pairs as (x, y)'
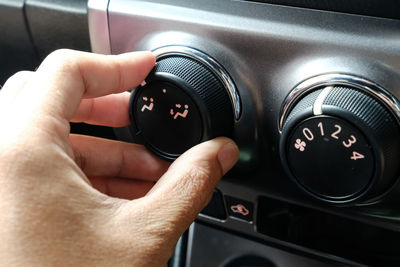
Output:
(129, 46), (239, 160)
(280, 84), (400, 204)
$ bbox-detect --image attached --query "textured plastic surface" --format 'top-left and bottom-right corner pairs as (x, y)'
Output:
(281, 86), (400, 203)
(130, 54), (233, 160)
(156, 55), (233, 137)
(285, 89), (321, 126)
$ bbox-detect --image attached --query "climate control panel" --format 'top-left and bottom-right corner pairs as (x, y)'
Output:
(129, 46), (240, 160)
(89, 0), (400, 265)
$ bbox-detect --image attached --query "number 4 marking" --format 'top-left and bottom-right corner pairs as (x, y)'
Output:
(351, 151), (365, 160)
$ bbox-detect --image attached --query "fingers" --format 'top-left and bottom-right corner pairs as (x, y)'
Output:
(89, 176), (154, 200)
(70, 134), (170, 181)
(121, 137), (239, 242)
(23, 50), (155, 122)
(70, 92), (131, 127)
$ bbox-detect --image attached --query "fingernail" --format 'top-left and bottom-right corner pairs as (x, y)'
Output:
(217, 141), (239, 175)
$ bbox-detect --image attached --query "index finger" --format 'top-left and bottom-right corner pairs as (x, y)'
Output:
(23, 49), (155, 121)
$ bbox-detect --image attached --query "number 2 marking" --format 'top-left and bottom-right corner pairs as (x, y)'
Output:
(343, 135), (357, 148)
(331, 125), (342, 139)
(351, 151), (365, 160)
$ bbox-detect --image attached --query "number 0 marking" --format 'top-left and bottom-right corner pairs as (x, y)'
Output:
(343, 135), (357, 148)
(302, 128), (314, 141)
(331, 125), (342, 139)
(351, 151), (365, 160)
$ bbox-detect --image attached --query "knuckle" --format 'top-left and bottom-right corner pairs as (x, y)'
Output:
(187, 157), (220, 183)
(47, 48), (75, 60)
(42, 49), (80, 72)
(10, 70), (33, 80)
(3, 71), (33, 87)
(186, 163), (212, 185)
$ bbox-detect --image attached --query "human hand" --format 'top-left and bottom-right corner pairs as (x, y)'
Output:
(0, 50), (239, 266)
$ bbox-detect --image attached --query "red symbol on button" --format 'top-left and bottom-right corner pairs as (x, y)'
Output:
(141, 97), (154, 112)
(170, 104), (189, 119)
(230, 204), (249, 216)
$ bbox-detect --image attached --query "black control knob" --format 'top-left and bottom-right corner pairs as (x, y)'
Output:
(129, 47), (238, 160)
(280, 81), (400, 204)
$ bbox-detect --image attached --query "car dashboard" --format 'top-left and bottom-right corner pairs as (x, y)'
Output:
(1, 0), (400, 266)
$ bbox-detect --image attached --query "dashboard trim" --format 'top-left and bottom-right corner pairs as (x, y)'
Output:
(88, 0), (111, 54)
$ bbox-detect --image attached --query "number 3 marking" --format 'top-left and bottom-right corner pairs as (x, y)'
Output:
(343, 135), (357, 148)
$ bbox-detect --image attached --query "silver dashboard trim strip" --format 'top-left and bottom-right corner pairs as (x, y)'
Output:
(88, 0), (111, 54)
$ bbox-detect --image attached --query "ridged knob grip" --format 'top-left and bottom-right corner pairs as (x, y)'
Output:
(129, 52), (234, 160)
(280, 85), (400, 204)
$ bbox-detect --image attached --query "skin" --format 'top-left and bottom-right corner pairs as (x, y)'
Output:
(0, 50), (239, 266)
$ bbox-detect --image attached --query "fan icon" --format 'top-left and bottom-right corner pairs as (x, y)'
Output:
(294, 139), (306, 152)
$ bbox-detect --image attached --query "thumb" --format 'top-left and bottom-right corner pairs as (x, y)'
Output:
(127, 137), (238, 244)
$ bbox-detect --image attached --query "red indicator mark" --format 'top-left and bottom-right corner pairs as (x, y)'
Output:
(141, 97), (154, 112)
(230, 204), (249, 216)
(170, 104), (189, 119)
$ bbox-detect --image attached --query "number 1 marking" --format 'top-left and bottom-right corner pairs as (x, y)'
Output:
(318, 122), (324, 136)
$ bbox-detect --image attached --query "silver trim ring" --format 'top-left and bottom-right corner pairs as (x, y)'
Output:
(152, 46), (241, 120)
(279, 73), (400, 131)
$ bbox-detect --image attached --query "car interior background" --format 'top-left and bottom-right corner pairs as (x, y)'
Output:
(1, 0), (400, 266)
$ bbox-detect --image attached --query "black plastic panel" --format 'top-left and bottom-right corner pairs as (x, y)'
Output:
(70, 123), (117, 140)
(186, 222), (354, 266)
(200, 190), (227, 220)
(257, 196), (400, 266)
(1, 0), (92, 84)
(25, 0), (90, 60)
(0, 0), (38, 85)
